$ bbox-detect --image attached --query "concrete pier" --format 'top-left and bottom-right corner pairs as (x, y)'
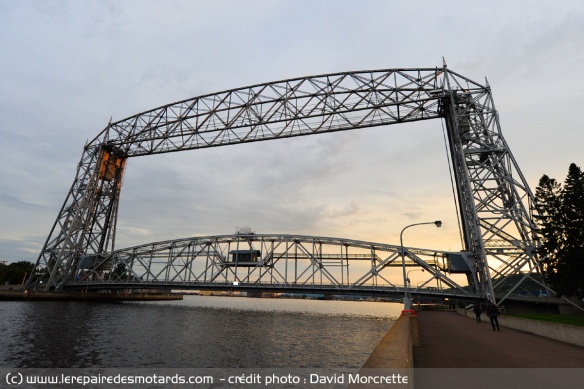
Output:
(0, 288), (183, 302)
(349, 314), (415, 388)
(361, 314), (415, 369)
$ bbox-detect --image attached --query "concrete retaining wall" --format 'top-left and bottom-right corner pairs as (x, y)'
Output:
(498, 316), (584, 348)
(361, 315), (414, 369)
(457, 308), (584, 348)
(348, 314), (414, 388)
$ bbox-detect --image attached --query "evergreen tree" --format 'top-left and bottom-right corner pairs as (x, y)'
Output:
(534, 174), (563, 259)
(534, 164), (584, 298)
(560, 164), (584, 297)
(562, 164), (584, 250)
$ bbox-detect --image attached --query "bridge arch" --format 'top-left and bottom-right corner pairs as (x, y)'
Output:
(29, 66), (545, 304)
(70, 233), (472, 299)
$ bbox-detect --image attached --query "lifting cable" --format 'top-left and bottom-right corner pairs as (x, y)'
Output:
(441, 118), (465, 248)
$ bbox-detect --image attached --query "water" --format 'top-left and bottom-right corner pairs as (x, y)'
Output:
(0, 296), (400, 369)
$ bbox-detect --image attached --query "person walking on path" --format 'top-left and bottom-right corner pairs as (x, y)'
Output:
(473, 303), (482, 322)
(486, 301), (500, 331)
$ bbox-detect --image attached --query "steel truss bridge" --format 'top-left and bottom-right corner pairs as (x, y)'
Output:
(63, 233), (540, 304)
(68, 234), (454, 295)
(27, 64), (557, 305)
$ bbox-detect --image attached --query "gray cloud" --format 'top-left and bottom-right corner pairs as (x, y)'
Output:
(1, 0), (583, 262)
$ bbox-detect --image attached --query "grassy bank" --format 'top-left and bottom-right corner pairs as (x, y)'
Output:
(507, 313), (584, 328)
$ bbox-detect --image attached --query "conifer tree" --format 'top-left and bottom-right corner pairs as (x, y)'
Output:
(559, 164), (584, 297)
(562, 164), (584, 250)
(534, 175), (563, 258)
(534, 164), (584, 298)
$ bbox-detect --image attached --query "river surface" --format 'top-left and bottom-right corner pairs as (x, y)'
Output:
(0, 296), (401, 369)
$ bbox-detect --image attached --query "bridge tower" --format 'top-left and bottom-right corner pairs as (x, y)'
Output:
(27, 65), (546, 303)
(440, 72), (542, 301)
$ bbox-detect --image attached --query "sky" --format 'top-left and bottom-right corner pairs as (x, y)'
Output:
(1, 0), (583, 264)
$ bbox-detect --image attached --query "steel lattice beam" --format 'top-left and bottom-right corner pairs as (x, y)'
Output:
(67, 233), (472, 298)
(94, 69), (447, 156)
(27, 66), (546, 304)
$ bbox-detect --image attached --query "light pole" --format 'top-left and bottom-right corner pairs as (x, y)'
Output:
(407, 269), (424, 304)
(400, 220), (442, 311)
(407, 268), (425, 282)
(416, 281), (425, 303)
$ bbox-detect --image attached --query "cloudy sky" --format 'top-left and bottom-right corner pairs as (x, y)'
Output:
(1, 0), (583, 264)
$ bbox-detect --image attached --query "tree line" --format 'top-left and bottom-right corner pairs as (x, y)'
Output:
(534, 163), (584, 299)
(0, 261), (34, 286)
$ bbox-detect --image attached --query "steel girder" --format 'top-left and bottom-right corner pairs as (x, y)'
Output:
(441, 74), (543, 302)
(30, 145), (126, 290)
(68, 234), (472, 297)
(28, 66), (544, 301)
(91, 68), (447, 156)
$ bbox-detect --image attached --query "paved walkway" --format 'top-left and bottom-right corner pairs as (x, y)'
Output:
(413, 311), (584, 389)
(413, 310), (584, 368)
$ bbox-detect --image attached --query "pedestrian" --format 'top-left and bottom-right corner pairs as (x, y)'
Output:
(486, 301), (500, 331)
(473, 303), (482, 322)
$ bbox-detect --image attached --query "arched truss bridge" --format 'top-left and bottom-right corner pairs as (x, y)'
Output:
(28, 64), (556, 305)
(67, 234), (462, 297)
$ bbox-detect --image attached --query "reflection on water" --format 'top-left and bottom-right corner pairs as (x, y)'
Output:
(0, 296), (400, 368)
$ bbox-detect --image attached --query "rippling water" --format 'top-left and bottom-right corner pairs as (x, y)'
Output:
(0, 296), (400, 369)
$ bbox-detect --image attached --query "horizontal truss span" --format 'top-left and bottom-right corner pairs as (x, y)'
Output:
(91, 68), (484, 156)
(70, 234), (474, 298)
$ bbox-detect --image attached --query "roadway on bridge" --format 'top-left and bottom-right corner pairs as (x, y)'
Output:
(413, 310), (584, 388)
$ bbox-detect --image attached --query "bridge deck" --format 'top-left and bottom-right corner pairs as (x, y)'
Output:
(413, 310), (584, 388)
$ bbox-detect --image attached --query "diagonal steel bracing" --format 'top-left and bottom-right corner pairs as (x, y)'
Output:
(67, 233), (475, 298)
(27, 66), (547, 304)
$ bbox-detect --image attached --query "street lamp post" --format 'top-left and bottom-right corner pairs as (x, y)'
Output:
(416, 281), (425, 303)
(407, 268), (425, 304)
(407, 268), (425, 282)
(400, 220), (442, 311)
